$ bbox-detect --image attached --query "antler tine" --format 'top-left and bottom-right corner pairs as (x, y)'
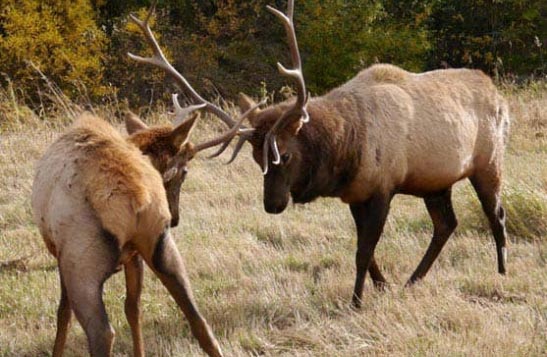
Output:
(261, 0), (309, 175)
(266, 0), (307, 107)
(288, 0), (294, 21)
(225, 135), (249, 164)
(128, 3), (238, 128)
(206, 136), (233, 159)
(193, 98), (266, 154)
(127, 2), (167, 69)
(207, 126), (254, 160)
(261, 129), (283, 175)
(171, 93), (206, 126)
(206, 127), (252, 161)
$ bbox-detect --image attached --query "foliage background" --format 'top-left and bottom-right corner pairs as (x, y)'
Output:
(0, 0), (545, 109)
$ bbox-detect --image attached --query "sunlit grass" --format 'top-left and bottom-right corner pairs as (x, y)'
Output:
(0, 84), (545, 356)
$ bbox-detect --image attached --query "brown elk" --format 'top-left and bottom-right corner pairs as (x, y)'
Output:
(30, 22), (264, 355)
(224, 0), (511, 308)
(31, 110), (230, 356)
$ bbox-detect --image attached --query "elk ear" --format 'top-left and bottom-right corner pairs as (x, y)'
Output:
(238, 93), (261, 127)
(170, 113), (199, 148)
(286, 116), (304, 136)
(125, 111), (149, 134)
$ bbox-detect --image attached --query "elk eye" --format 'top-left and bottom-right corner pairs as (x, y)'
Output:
(281, 153), (291, 164)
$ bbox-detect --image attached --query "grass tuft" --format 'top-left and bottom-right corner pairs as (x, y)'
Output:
(504, 186), (547, 241)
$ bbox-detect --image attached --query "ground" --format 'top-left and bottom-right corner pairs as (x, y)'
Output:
(0, 84), (546, 356)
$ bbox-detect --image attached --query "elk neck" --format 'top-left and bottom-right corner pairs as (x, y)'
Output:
(291, 98), (362, 203)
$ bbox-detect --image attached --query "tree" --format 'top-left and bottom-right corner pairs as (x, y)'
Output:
(427, 0), (546, 76)
(0, 0), (109, 101)
(294, 1), (378, 93)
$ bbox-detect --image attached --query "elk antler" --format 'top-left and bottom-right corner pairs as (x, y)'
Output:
(193, 97), (266, 154)
(266, 0), (308, 119)
(128, 2), (258, 155)
(171, 93), (206, 126)
(261, 0), (310, 175)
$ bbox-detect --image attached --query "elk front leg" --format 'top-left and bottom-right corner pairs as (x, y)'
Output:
(350, 194), (391, 308)
(124, 254), (144, 357)
(52, 272), (72, 357)
(144, 231), (223, 357)
(348, 202), (387, 288)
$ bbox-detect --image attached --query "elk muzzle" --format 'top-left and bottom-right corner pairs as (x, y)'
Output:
(167, 191), (180, 227)
(263, 168), (291, 214)
(264, 195), (289, 214)
(164, 172), (186, 227)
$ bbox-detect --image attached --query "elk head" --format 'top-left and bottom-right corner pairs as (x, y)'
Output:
(125, 106), (198, 227)
(220, 0), (311, 214)
(127, 3), (263, 226)
(239, 96), (310, 214)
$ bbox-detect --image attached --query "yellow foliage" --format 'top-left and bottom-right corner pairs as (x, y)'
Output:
(0, 0), (109, 99)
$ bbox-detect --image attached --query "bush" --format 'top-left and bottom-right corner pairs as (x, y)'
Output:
(0, 0), (109, 103)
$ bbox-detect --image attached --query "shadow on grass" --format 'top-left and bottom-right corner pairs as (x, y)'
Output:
(0, 255), (56, 274)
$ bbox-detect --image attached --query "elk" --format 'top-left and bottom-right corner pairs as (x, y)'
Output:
(30, 25), (264, 357)
(225, 0), (511, 308)
(31, 111), (223, 356)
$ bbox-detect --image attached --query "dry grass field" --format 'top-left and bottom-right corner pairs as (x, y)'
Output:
(0, 84), (546, 356)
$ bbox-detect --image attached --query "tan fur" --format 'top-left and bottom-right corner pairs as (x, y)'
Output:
(365, 63), (409, 83)
(316, 64), (509, 202)
(32, 113), (222, 357)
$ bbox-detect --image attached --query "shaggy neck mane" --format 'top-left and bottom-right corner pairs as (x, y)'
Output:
(293, 99), (362, 202)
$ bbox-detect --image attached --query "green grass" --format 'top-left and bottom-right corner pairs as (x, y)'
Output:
(0, 85), (546, 356)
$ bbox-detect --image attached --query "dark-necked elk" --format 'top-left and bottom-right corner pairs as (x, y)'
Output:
(30, 5), (261, 353)
(227, 0), (511, 307)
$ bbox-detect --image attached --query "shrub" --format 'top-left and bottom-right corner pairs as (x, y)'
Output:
(0, 0), (109, 103)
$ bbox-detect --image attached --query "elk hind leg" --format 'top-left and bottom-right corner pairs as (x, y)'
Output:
(62, 272), (116, 356)
(52, 272), (72, 357)
(368, 256), (387, 289)
(124, 254), (144, 357)
(143, 231), (223, 357)
(470, 169), (508, 274)
(60, 236), (119, 356)
(407, 189), (457, 285)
